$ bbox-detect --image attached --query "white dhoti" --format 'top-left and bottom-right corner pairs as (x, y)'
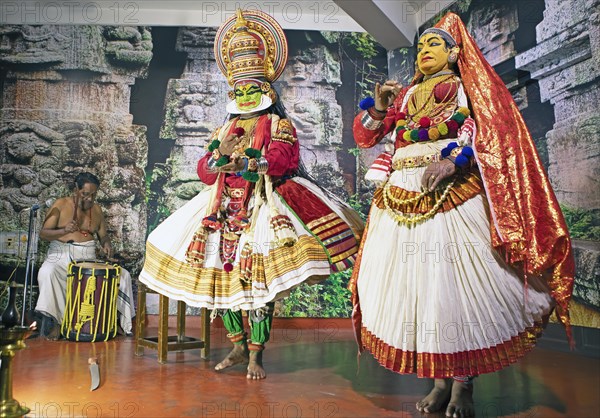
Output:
(35, 240), (135, 333)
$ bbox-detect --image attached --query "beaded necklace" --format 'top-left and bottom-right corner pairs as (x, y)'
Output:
(232, 116), (260, 155)
(394, 75), (470, 144)
(407, 74), (457, 123)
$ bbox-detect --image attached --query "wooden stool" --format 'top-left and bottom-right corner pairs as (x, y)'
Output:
(134, 282), (210, 364)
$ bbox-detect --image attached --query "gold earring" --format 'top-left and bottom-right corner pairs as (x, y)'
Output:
(268, 89), (277, 103)
(448, 47), (459, 64)
(260, 81), (271, 93)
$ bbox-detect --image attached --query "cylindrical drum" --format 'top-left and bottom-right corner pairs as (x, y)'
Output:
(61, 261), (121, 342)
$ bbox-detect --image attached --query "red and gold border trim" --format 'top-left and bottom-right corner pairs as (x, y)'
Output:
(361, 323), (543, 378)
(373, 172), (483, 214)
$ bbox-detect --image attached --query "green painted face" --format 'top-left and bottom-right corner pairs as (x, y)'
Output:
(235, 82), (263, 110)
(417, 33), (451, 75)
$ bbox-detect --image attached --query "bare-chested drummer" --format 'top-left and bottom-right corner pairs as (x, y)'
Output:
(34, 172), (135, 340)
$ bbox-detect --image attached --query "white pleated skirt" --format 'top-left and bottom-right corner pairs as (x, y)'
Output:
(357, 139), (553, 378)
(140, 177), (361, 311)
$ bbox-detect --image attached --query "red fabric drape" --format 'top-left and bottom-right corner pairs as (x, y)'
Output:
(435, 13), (574, 341)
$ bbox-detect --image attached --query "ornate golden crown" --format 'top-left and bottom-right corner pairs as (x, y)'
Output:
(214, 9), (288, 86)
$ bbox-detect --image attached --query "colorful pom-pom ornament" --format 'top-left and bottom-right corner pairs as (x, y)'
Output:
(419, 117), (431, 128)
(233, 127), (245, 137)
(215, 155), (230, 167)
(461, 146), (474, 158)
(452, 112), (466, 124)
(243, 171), (260, 183)
(446, 120), (459, 131)
(208, 139), (221, 152)
(223, 262), (234, 272)
(244, 148), (262, 159)
(457, 107), (470, 117)
(438, 123), (449, 135)
(455, 154), (470, 167)
(428, 127), (440, 140)
(395, 108), (471, 144)
(359, 97), (375, 110)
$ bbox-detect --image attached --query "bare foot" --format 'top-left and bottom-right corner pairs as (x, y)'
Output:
(215, 344), (249, 371)
(445, 380), (474, 417)
(46, 324), (61, 341)
(416, 378), (452, 414)
(246, 350), (266, 380)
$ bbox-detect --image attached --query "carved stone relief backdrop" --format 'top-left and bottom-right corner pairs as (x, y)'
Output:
(514, 0), (600, 327)
(1, 0), (598, 322)
(0, 25), (152, 280)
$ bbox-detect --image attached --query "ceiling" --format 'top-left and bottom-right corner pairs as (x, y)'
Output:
(333, 0), (456, 49)
(0, 0), (456, 49)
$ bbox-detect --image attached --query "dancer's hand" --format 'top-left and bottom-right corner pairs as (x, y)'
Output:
(374, 80), (401, 112)
(219, 133), (243, 156)
(218, 157), (246, 173)
(422, 159), (456, 192)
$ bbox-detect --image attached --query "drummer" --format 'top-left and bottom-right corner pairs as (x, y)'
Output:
(34, 172), (135, 340)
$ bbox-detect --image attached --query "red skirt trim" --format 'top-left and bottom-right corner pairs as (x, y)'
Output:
(361, 323), (543, 378)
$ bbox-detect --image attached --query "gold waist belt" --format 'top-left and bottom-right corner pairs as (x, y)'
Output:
(392, 152), (441, 170)
(225, 187), (245, 199)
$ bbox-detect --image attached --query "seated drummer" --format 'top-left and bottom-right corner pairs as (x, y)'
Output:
(34, 172), (135, 340)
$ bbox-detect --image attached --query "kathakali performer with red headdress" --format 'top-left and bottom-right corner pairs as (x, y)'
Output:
(140, 9), (363, 379)
(351, 12), (574, 417)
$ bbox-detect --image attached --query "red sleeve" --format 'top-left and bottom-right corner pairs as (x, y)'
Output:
(265, 139), (299, 177)
(352, 88), (409, 148)
(197, 153), (218, 185)
(352, 109), (397, 148)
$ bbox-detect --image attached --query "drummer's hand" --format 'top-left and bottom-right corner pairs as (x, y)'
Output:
(101, 242), (114, 259)
(63, 220), (78, 234)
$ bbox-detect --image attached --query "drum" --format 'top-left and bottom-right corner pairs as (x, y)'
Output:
(61, 261), (121, 342)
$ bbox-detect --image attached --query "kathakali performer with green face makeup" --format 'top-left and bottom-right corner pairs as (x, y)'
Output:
(139, 9), (364, 380)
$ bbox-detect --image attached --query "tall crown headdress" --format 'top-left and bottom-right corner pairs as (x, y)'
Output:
(214, 9), (288, 87)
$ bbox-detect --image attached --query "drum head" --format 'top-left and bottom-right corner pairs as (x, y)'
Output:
(74, 260), (114, 269)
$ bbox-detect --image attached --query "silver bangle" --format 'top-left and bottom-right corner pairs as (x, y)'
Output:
(256, 157), (269, 175)
(361, 111), (383, 130)
(207, 156), (218, 172)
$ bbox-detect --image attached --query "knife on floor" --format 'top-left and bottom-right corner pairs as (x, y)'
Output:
(89, 357), (100, 391)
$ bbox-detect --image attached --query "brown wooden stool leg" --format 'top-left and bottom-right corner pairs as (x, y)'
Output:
(157, 294), (168, 364)
(134, 283), (146, 357)
(201, 307), (210, 360)
(177, 301), (186, 344)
